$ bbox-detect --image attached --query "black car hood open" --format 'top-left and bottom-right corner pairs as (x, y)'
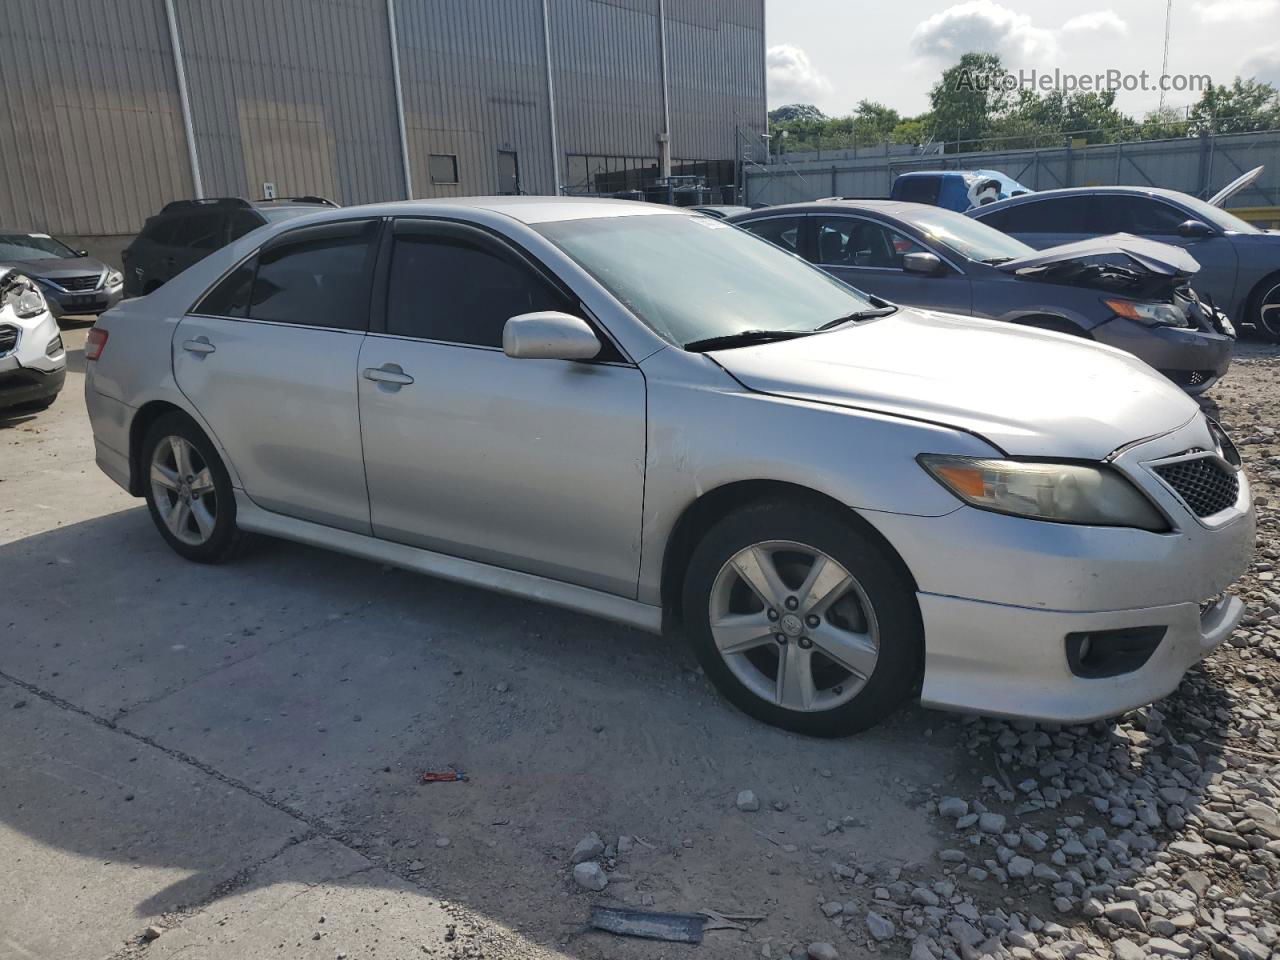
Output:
(996, 233), (1200, 281)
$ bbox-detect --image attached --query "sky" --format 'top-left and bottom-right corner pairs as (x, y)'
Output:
(765, 0), (1280, 120)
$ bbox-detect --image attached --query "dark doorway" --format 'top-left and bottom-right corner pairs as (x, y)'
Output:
(497, 151), (520, 195)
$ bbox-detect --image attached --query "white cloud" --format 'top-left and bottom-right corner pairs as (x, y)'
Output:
(1242, 44), (1280, 85)
(1061, 10), (1129, 34)
(766, 43), (832, 105)
(910, 1), (1058, 63)
(1194, 0), (1279, 22)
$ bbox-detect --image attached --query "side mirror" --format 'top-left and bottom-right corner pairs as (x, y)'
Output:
(503, 311), (601, 361)
(903, 251), (944, 275)
(1177, 219), (1215, 239)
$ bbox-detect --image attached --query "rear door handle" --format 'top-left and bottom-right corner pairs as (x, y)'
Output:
(182, 337), (216, 355)
(362, 364), (414, 386)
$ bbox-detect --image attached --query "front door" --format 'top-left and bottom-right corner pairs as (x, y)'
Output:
(810, 214), (973, 314)
(173, 218), (380, 534)
(497, 150), (520, 195)
(357, 218), (646, 597)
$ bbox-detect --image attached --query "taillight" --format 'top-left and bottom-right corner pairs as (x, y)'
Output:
(85, 327), (108, 361)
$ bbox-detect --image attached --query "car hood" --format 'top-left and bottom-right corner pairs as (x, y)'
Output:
(995, 233), (1200, 280)
(0, 256), (105, 280)
(710, 309), (1198, 460)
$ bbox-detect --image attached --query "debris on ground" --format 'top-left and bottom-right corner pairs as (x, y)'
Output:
(420, 767), (467, 783)
(588, 905), (705, 943)
(573, 861), (608, 891)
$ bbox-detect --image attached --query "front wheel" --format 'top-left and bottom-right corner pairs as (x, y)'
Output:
(682, 500), (922, 737)
(1251, 277), (1280, 342)
(142, 413), (242, 563)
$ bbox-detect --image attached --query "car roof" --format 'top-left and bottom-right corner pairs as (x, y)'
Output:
(729, 199), (929, 218)
(974, 185), (1193, 213)
(248, 196), (696, 227)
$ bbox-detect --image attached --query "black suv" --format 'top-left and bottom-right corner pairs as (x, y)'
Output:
(122, 196), (338, 296)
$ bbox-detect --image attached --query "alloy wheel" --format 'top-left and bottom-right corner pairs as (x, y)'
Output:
(149, 435), (217, 546)
(707, 540), (880, 713)
(1259, 281), (1280, 340)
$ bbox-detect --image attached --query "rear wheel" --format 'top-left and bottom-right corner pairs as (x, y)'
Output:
(682, 500), (922, 737)
(1249, 276), (1280, 342)
(142, 413), (242, 563)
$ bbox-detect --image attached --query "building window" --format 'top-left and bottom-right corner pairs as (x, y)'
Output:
(429, 154), (459, 185)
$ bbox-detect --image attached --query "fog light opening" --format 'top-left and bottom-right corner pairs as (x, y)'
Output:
(1065, 626), (1166, 679)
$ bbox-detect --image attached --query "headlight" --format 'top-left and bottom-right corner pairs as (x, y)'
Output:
(1104, 299), (1189, 328)
(106, 269), (123, 288)
(2, 275), (48, 319)
(1206, 418), (1241, 468)
(919, 454), (1167, 531)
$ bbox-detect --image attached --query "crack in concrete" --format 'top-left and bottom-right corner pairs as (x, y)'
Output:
(1, 669), (429, 957)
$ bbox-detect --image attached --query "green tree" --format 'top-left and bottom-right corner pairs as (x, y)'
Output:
(850, 100), (901, 145)
(928, 53), (1016, 150)
(768, 103), (827, 125)
(1188, 78), (1280, 134)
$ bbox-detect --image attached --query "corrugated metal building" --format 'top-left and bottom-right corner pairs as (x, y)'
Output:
(0, 0), (765, 264)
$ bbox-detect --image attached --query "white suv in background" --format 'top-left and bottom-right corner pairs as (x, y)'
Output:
(0, 268), (65, 413)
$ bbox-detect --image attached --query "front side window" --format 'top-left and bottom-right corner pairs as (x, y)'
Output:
(535, 213), (878, 347)
(813, 217), (925, 268)
(0, 234), (78, 261)
(1105, 196), (1200, 236)
(740, 216), (803, 253)
(386, 231), (567, 347)
(249, 220), (378, 330)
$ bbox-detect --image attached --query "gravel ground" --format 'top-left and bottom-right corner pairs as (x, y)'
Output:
(789, 345), (1280, 960)
(4, 334), (1280, 960)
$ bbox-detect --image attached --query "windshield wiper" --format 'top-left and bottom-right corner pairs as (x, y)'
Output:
(981, 256), (1015, 265)
(683, 329), (813, 352)
(816, 305), (898, 330)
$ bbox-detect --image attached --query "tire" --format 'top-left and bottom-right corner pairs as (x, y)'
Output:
(1247, 275), (1280, 343)
(12, 395), (56, 412)
(681, 499), (922, 737)
(141, 412), (242, 563)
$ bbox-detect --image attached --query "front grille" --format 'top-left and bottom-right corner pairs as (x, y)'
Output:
(54, 274), (100, 292)
(1155, 456), (1240, 518)
(0, 325), (17, 357)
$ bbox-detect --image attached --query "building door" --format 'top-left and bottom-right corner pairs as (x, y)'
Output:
(497, 150), (520, 194)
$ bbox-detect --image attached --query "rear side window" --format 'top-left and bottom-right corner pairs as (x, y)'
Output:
(249, 220), (379, 330)
(978, 196), (1094, 234)
(386, 231), (568, 347)
(194, 258), (256, 318)
(141, 216), (183, 245)
(894, 176), (940, 205)
(739, 216), (803, 254)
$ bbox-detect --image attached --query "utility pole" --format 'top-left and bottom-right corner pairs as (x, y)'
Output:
(1158, 0), (1173, 112)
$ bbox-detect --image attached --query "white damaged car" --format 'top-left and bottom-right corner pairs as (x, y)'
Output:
(0, 268), (65, 413)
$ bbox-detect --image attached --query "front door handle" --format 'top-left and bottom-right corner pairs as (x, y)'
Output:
(182, 337), (216, 355)
(362, 364), (414, 386)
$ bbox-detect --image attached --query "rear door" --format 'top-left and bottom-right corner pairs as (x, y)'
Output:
(173, 218), (380, 533)
(356, 218), (646, 596)
(809, 214), (973, 313)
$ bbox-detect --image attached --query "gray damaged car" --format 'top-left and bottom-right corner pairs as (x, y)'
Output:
(730, 200), (1234, 394)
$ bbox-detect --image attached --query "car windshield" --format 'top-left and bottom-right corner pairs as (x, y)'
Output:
(533, 214), (878, 347)
(902, 208), (1034, 263)
(1175, 194), (1261, 235)
(0, 233), (78, 261)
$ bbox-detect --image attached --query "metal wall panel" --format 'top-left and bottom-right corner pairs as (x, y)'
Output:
(174, 0), (405, 205)
(0, 0), (193, 236)
(395, 0), (554, 197)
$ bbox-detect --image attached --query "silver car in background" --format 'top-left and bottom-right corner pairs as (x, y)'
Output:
(84, 198), (1254, 736)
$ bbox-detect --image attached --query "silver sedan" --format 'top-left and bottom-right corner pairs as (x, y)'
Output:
(84, 198), (1254, 736)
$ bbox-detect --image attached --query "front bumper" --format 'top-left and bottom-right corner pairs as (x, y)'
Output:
(0, 365), (65, 409)
(43, 284), (123, 318)
(865, 414), (1255, 722)
(916, 592), (1243, 722)
(1091, 316), (1234, 395)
